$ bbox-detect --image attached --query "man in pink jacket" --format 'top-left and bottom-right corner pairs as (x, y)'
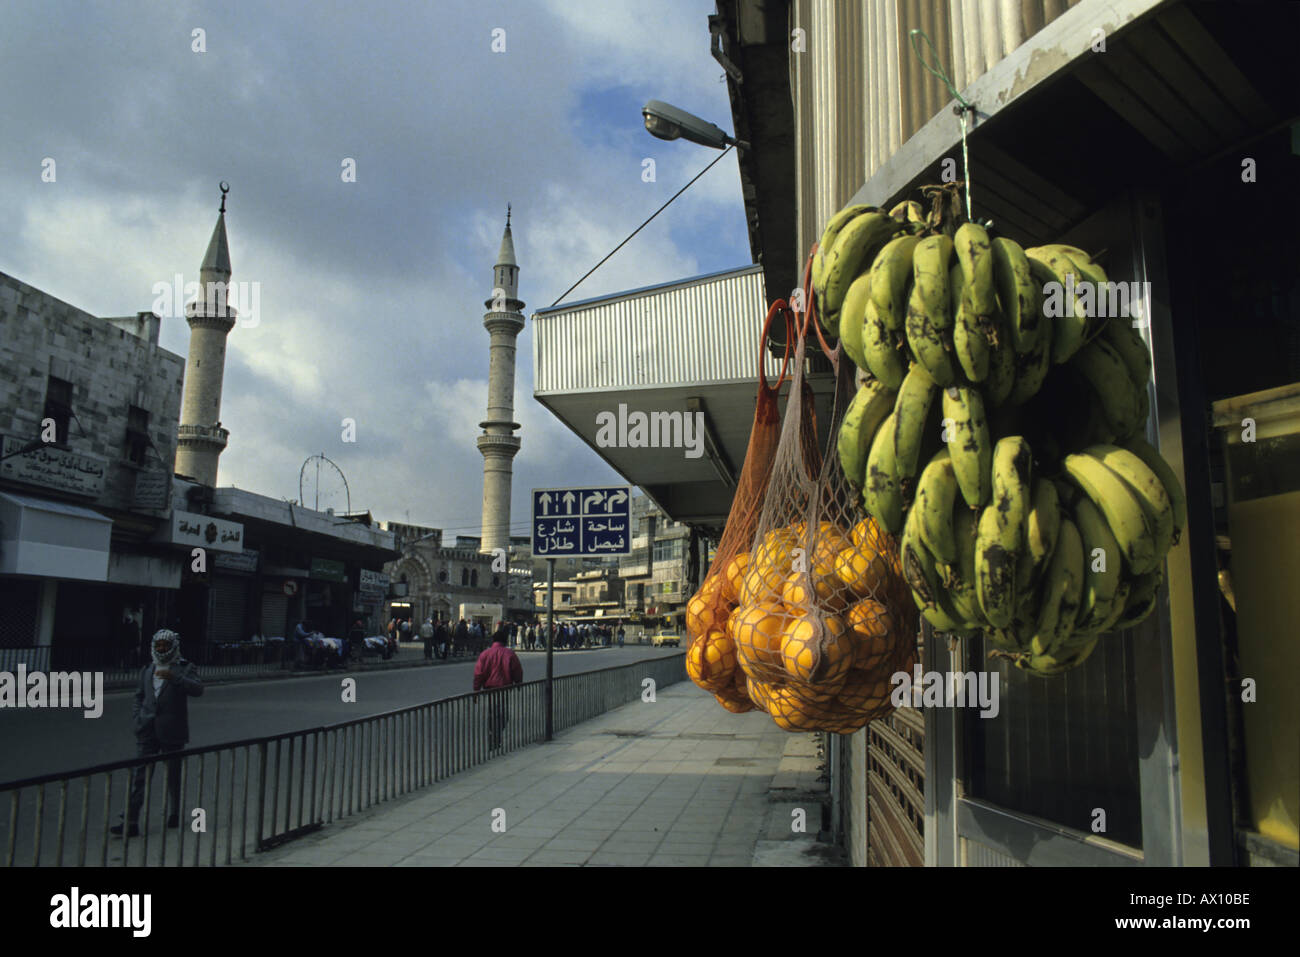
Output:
(474, 625), (523, 752)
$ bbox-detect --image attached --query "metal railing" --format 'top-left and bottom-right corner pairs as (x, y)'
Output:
(1, 652), (685, 866)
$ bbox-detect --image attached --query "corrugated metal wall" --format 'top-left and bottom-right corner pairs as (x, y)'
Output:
(533, 267), (775, 394)
(791, 0), (1081, 262)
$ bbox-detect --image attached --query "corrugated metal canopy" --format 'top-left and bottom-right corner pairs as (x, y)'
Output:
(534, 265), (821, 530)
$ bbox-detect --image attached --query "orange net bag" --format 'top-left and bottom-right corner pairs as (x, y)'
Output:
(723, 258), (919, 734)
(686, 301), (795, 712)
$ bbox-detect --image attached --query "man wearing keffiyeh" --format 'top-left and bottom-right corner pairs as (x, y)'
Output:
(111, 629), (204, 837)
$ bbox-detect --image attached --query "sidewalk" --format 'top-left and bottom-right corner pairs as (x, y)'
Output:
(244, 681), (845, 867)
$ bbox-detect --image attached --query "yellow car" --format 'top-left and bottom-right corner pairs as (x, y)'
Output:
(651, 633), (683, 648)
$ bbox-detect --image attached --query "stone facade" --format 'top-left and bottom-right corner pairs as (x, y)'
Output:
(0, 271), (184, 511)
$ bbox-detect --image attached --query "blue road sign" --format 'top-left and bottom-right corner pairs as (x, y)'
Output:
(531, 485), (632, 557)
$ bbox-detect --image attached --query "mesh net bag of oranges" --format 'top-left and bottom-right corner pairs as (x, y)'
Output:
(687, 289), (918, 733)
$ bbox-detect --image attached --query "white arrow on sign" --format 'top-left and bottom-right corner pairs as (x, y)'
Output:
(583, 491), (605, 513)
(538, 492), (553, 516)
(561, 491), (577, 514)
(605, 489), (627, 512)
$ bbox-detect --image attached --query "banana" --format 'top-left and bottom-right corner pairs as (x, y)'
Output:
(975, 505), (1016, 629)
(837, 270), (873, 371)
(911, 235), (955, 326)
(889, 200), (925, 225)
(893, 362), (940, 489)
(901, 505), (974, 634)
(915, 449), (960, 574)
(905, 284), (958, 387)
(1006, 316), (1052, 406)
(951, 262), (990, 382)
(1086, 444), (1175, 559)
(954, 222), (996, 319)
(822, 212), (905, 333)
(1122, 435), (1187, 545)
(1092, 579), (1133, 635)
(814, 204), (874, 300)
(949, 506), (983, 625)
(864, 412), (904, 534)
(1026, 250), (1089, 363)
(837, 377), (896, 489)
(1029, 516), (1083, 657)
(1016, 636), (1098, 677)
(990, 237), (1040, 353)
(868, 234), (921, 333)
(1015, 478), (1061, 595)
(1115, 567), (1164, 630)
(941, 385), (992, 508)
(1100, 315), (1152, 386)
(862, 298), (908, 388)
(990, 436), (1033, 549)
(1071, 494), (1123, 633)
(1071, 337), (1144, 439)
(984, 310), (1017, 406)
(1061, 453), (1158, 575)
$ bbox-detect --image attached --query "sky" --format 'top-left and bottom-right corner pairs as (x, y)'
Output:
(0, 0), (751, 541)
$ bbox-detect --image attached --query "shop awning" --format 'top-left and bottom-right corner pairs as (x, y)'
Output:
(0, 491), (112, 581)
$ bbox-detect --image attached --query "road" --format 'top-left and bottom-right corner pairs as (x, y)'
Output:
(0, 646), (683, 783)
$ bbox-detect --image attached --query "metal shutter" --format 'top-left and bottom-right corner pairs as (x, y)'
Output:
(259, 591), (289, 639)
(208, 577), (248, 644)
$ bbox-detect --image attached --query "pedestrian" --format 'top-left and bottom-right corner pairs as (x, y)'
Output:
(111, 630), (204, 837)
(617, 625), (625, 648)
(454, 618), (469, 658)
(473, 623), (523, 753)
(348, 619), (365, 663)
(399, 617), (411, 650)
(420, 617), (435, 660)
(435, 618), (450, 659)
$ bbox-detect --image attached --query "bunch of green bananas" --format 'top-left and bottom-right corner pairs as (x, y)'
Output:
(825, 198), (1183, 677)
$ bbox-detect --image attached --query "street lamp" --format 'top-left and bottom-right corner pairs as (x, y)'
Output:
(642, 99), (748, 150)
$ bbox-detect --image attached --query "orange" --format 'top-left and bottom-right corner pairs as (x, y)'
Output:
(833, 546), (890, 599)
(685, 575), (725, 638)
(753, 529), (797, 580)
(721, 551), (750, 603)
(714, 691), (754, 714)
(739, 563), (786, 606)
(688, 628), (737, 693)
(730, 601), (789, 680)
(845, 598), (899, 670)
(849, 517), (885, 551)
(780, 614), (854, 688)
(836, 668), (896, 715)
(810, 523), (852, 569)
(766, 686), (833, 731)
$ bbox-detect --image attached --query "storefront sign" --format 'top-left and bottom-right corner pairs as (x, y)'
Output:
(309, 557), (347, 582)
(163, 509), (245, 553)
(0, 437), (106, 498)
(214, 548), (259, 573)
(132, 469), (171, 510)
(358, 568), (389, 598)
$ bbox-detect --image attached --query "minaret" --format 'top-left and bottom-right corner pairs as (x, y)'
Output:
(477, 207), (524, 556)
(175, 183), (237, 487)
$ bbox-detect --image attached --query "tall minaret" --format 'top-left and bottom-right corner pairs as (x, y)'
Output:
(175, 183), (237, 487)
(477, 207), (524, 556)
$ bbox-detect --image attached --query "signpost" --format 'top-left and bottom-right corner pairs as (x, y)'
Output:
(532, 485), (632, 741)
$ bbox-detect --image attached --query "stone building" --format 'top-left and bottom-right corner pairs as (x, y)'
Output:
(383, 527), (510, 631)
(617, 493), (693, 633)
(0, 270), (187, 670)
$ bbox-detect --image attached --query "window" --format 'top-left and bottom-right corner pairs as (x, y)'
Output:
(470, 569), (478, 587)
(461, 568), (469, 586)
(653, 539), (683, 563)
(43, 376), (72, 446)
(492, 575), (500, 588)
(125, 405), (150, 466)
(438, 569), (448, 583)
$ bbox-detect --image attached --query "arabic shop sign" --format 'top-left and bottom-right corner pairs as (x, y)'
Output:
(166, 508), (245, 553)
(309, 557), (348, 582)
(358, 568), (389, 598)
(531, 485), (631, 557)
(0, 436), (106, 498)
